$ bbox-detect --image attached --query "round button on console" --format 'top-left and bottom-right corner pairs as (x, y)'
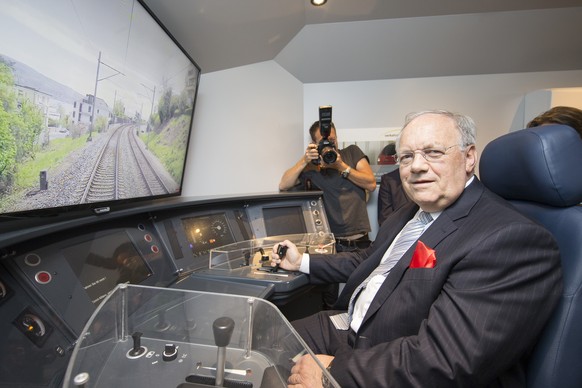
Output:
(35, 271), (52, 284)
(24, 253), (41, 267)
(163, 343), (178, 361)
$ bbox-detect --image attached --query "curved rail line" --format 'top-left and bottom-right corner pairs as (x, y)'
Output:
(125, 127), (170, 196)
(80, 125), (123, 203)
(80, 124), (170, 203)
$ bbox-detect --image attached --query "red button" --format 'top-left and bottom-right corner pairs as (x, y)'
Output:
(35, 271), (52, 284)
(151, 245), (159, 253)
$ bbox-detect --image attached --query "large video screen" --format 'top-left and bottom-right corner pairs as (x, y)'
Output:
(63, 232), (152, 306)
(0, 0), (200, 217)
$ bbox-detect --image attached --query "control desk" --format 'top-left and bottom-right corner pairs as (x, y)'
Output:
(0, 192), (331, 387)
(63, 284), (338, 388)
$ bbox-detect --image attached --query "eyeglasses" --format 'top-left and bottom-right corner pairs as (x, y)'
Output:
(396, 144), (461, 166)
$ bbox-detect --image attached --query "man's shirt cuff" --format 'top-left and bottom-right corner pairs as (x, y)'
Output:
(299, 253), (310, 273)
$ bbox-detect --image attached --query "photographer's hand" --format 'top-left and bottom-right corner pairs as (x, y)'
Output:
(278, 144), (319, 191)
(305, 143), (319, 164)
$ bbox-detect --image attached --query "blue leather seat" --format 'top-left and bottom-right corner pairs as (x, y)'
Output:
(479, 124), (582, 388)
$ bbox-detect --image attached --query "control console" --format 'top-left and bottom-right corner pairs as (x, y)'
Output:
(63, 285), (339, 388)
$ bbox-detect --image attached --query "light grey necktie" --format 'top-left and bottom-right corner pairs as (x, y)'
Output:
(347, 211), (433, 322)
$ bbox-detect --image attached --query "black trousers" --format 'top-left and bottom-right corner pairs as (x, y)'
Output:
(291, 310), (350, 355)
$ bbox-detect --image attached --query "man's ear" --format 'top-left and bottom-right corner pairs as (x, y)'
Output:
(465, 144), (477, 173)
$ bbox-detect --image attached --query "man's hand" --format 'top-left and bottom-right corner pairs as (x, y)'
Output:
(270, 240), (302, 271)
(288, 354), (335, 388)
(305, 143), (319, 164)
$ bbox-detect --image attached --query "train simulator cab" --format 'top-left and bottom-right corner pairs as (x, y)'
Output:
(1, 1), (580, 387)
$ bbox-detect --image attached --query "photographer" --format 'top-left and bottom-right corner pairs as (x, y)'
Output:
(279, 119), (376, 257)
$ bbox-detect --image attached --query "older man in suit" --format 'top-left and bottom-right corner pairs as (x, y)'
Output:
(271, 110), (562, 387)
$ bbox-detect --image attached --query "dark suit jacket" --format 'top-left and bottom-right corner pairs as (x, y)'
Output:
(308, 178), (562, 387)
(377, 169), (412, 226)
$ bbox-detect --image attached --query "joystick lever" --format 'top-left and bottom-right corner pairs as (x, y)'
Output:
(259, 247), (269, 262)
(273, 245), (287, 272)
(129, 331), (146, 357)
(212, 317), (235, 387)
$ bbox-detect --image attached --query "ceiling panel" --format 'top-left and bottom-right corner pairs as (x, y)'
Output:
(143, 0), (582, 82)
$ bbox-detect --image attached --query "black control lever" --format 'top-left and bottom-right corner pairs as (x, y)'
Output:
(129, 332), (146, 357)
(259, 247), (269, 262)
(242, 251), (251, 266)
(155, 309), (170, 331)
(273, 245), (287, 272)
(212, 317), (235, 387)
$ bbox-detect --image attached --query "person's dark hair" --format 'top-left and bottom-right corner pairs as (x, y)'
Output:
(381, 142), (396, 156)
(309, 120), (336, 142)
(527, 106), (582, 137)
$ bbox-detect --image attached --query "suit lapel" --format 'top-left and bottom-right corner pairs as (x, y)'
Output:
(360, 178), (484, 327)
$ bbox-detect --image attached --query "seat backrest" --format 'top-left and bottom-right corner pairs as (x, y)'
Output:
(479, 125), (582, 388)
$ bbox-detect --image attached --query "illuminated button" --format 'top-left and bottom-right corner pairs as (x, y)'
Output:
(315, 219), (322, 225)
(313, 210), (320, 216)
(24, 253), (41, 267)
(144, 234), (153, 242)
(151, 245), (159, 254)
(35, 271), (52, 284)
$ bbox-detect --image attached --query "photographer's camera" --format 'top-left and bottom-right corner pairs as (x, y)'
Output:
(313, 105), (337, 165)
(318, 140), (337, 164)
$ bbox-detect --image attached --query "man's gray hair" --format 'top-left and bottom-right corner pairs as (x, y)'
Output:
(396, 110), (476, 153)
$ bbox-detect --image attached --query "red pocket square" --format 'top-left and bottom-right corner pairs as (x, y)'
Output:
(409, 241), (436, 268)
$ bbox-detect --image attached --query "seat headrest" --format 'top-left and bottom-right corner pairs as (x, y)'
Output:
(480, 125), (582, 207)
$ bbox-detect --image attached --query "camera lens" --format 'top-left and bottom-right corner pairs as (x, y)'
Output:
(322, 149), (337, 164)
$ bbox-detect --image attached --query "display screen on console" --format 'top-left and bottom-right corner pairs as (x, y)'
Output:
(62, 232), (153, 305)
(263, 206), (307, 236)
(182, 213), (236, 257)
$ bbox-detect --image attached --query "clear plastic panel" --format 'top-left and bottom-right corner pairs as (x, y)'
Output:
(63, 284), (338, 387)
(209, 232), (335, 270)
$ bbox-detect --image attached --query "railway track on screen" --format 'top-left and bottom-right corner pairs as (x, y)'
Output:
(80, 124), (169, 203)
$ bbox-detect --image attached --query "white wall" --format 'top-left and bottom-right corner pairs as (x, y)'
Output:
(304, 70), (582, 156)
(551, 87), (582, 109)
(182, 61), (303, 196)
(521, 87), (582, 130)
(183, 63), (582, 213)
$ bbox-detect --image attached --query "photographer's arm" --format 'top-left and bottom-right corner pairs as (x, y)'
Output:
(329, 155), (377, 192)
(348, 157), (377, 192)
(279, 144), (319, 191)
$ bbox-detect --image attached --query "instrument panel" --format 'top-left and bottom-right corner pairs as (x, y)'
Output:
(0, 192), (330, 387)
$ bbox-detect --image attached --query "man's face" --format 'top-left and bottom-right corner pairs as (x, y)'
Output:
(398, 114), (476, 212)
